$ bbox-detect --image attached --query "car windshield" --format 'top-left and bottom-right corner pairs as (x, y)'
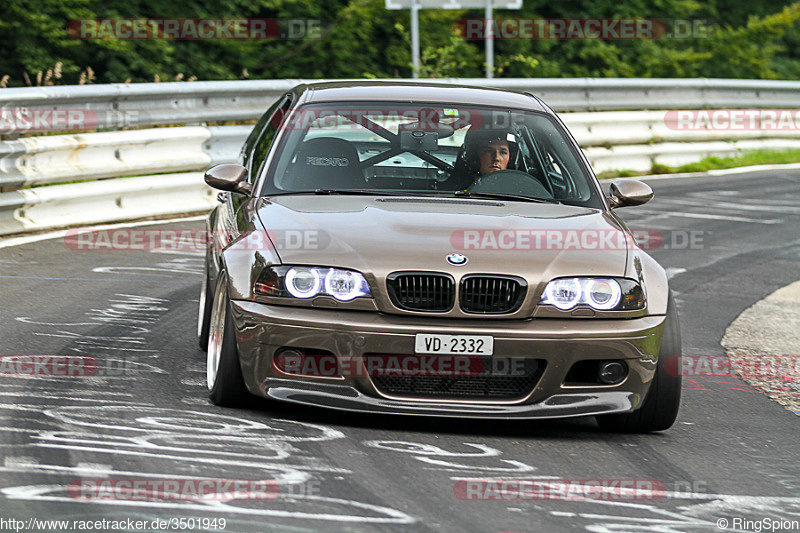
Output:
(260, 102), (602, 208)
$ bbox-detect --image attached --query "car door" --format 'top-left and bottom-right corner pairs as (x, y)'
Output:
(211, 94), (293, 264)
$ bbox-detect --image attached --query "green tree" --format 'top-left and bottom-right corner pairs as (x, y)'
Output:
(1, 0), (799, 85)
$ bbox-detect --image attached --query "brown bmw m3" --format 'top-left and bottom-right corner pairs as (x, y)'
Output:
(197, 81), (681, 433)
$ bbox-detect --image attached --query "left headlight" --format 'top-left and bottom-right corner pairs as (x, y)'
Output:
(255, 266), (372, 301)
(540, 277), (644, 311)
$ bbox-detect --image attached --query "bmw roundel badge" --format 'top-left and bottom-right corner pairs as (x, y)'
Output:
(446, 253), (468, 266)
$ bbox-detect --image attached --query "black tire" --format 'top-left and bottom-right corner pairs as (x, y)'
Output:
(197, 259), (213, 351)
(596, 292), (682, 433)
(207, 276), (250, 407)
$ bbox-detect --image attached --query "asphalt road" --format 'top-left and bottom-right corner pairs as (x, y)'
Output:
(1, 170), (799, 532)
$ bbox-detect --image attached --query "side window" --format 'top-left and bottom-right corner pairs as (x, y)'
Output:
(248, 95), (292, 183)
(540, 137), (583, 199)
(242, 102), (279, 169)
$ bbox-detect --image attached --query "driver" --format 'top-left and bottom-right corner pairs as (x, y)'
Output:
(458, 128), (519, 185)
(477, 136), (511, 176)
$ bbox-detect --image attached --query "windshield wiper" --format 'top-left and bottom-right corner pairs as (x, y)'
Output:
(453, 191), (561, 204)
(269, 189), (463, 198)
(268, 189), (406, 197)
(313, 189), (404, 196)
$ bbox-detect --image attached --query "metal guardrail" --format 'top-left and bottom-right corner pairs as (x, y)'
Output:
(2, 78), (800, 236)
(0, 126), (247, 189)
(0, 173), (215, 236)
(3, 78), (800, 130)
(562, 111), (800, 145)
(584, 138), (800, 174)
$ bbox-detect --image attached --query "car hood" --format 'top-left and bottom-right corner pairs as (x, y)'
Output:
(258, 195), (628, 283)
(256, 195), (630, 281)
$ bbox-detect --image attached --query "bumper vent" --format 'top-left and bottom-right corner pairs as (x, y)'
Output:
(369, 357), (545, 401)
(387, 272), (455, 312)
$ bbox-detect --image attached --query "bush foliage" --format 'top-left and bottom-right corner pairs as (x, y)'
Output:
(1, 0), (799, 86)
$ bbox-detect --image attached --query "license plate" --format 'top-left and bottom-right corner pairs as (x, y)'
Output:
(414, 334), (494, 355)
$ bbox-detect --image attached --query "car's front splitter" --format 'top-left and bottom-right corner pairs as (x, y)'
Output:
(260, 376), (636, 419)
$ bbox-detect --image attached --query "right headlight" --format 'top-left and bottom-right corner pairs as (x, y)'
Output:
(255, 265), (372, 302)
(540, 277), (644, 311)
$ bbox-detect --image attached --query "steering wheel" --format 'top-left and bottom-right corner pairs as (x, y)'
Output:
(467, 169), (554, 199)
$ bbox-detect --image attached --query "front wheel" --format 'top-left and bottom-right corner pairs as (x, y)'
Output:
(206, 273), (250, 406)
(596, 292), (682, 433)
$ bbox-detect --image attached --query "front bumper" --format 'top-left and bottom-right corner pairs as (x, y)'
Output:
(230, 300), (666, 419)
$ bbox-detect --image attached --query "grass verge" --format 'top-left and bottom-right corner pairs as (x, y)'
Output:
(597, 148), (800, 180)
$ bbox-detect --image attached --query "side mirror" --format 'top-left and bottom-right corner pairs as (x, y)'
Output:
(204, 164), (252, 195)
(608, 179), (653, 208)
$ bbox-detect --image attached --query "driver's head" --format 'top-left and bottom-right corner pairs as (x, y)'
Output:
(463, 128), (518, 177)
(477, 138), (510, 176)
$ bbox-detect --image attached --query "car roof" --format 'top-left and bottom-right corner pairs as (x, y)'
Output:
(292, 81), (548, 113)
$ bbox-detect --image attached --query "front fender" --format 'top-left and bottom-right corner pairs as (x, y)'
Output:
(630, 249), (670, 316)
(219, 199), (281, 301)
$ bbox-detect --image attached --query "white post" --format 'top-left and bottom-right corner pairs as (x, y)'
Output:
(485, 0), (494, 78)
(411, 0), (420, 78)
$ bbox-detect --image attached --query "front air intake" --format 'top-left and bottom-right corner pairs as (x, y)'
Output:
(386, 272), (455, 312)
(460, 275), (526, 314)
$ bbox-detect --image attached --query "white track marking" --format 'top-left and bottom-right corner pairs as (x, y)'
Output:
(662, 196), (800, 215)
(4, 457), (39, 467)
(0, 215), (207, 249)
(450, 475), (563, 481)
(671, 212), (783, 224)
(417, 457), (535, 472)
(0, 401), (419, 524)
(363, 441), (538, 473)
(665, 268), (687, 279)
(43, 406), (346, 442)
(91, 265), (202, 276)
(362, 441), (501, 457)
(0, 394), (135, 402)
(1, 485), (416, 524)
(640, 163), (800, 180)
(639, 210), (782, 224)
(72, 463), (114, 477)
